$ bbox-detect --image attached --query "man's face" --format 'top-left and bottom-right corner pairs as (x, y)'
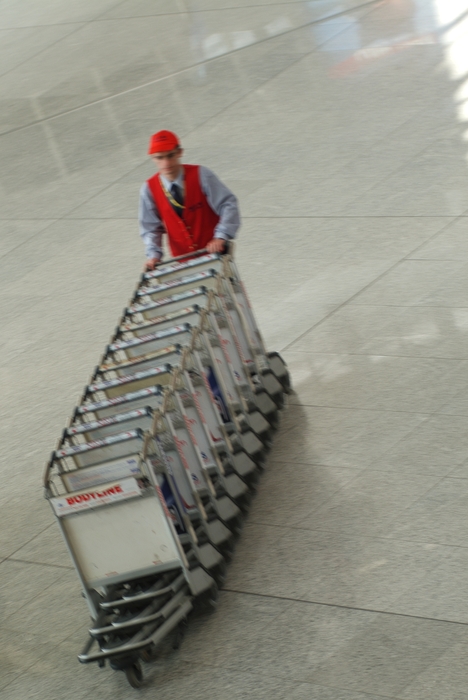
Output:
(151, 147), (183, 180)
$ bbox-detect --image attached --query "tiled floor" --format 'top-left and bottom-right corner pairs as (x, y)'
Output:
(2, 0), (468, 697)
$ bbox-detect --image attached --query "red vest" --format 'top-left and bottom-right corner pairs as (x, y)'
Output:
(147, 164), (220, 257)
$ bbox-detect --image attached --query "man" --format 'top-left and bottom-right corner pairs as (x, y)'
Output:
(139, 130), (240, 270)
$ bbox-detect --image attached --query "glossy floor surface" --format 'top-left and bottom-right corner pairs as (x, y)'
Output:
(2, 0), (468, 697)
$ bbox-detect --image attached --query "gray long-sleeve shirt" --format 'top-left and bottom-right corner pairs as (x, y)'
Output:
(139, 165), (240, 259)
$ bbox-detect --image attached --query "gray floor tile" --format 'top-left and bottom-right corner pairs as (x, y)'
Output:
(267, 402), (427, 469)
(0, 497), (55, 560)
(0, 624), (57, 692)
(370, 415), (468, 477)
(399, 640), (468, 700)
(184, 593), (465, 697)
(349, 259), (468, 307)
(308, 614), (464, 696)
(343, 165), (468, 218)
(387, 478), (468, 547)
(0, 25), (82, 79)
(0, 219), (57, 259)
(285, 351), (468, 413)
(439, 381), (468, 417)
(0, 0), (122, 28)
(225, 522), (451, 610)
(180, 589), (292, 668)
(387, 546), (468, 624)
(0, 634), (120, 700)
(136, 668), (336, 700)
(64, 182), (139, 218)
(248, 460), (362, 527)
(290, 305), (409, 355)
(2, 1), (468, 699)
(10, 524), (73, 569)
(290, 685), (392, 700)
(0, 559), (68, 622)
(297, 468), (442, 536)
(183, 592), (378, 682)
(408, 216), (468, 260)
(292, 304), (468, 360)
(3, 569), (88, 646)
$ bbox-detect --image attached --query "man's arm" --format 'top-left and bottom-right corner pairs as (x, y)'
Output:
(199, 167), (241, 248)
(138, 182), (165, 269)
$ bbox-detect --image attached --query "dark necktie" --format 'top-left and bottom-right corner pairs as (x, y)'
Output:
(171, 183), (184, 218)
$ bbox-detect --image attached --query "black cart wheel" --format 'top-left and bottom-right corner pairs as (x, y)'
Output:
(212, 559), (228, 587)
(229, 513), (244, 537)
(201, 583), (219, 612)
(172, 619), (188, 650)
(125, 661), (144, 689)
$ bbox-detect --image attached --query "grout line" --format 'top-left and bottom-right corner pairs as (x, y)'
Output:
(0, 0), (131, 31)
(241, 215), (461, 219)
(169, 659), (398, 700)
(0, 0), (381, 138)
(0, 0), (382, 27)
(0, 221), (60, 264)
(282, 401), (468, 421)
(0, 23), (84, 80)
(89, 0), (382, 21)
(287, 401), (451, 415)
(220, 588), (468, 627)
(0, 565), (71, 634)
(29, 22), (354, 224)
(0, 0), (373, 27)
(0, 0), (132, 82)
(59, 18), (364, 222)
(243, 515), (468, 550)
(280, 215), (462, 353)
(7, 557), (74, 570)
(266, 459), (373, 468)
(285, 351), (468, 360)
(291, 304), (468, 308)
(4, 523), (57, 560)
(0, 215), (463, 220)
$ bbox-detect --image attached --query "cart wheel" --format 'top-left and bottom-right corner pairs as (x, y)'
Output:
(194, 582), (219, 615)
(203, 583), (219, 611)
(266, 351), (291, 392)
(125, 661), (144, 689)
(229, 513), (244, 537)
(219, 539), (234, 562)
(238, 490), (253, 512)
(172, 619), (188, 650)
(207, 583), (219, 610)
(212, 559), (227, 587)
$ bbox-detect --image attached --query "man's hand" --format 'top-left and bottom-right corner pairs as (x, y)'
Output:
(207, 238), (228, 254)
(144, 257), (161, 271)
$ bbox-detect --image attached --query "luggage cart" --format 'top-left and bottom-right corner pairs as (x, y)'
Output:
(142, 251), (290, 393)
(158, 388), (244, 531)
(83, 366), (250, 516)
(45, 246), (287, 689)
(106, 321), (274, 445)
(134, 265), (285, 409)
(44, 430), (216, 688)
(97, 328), (270, 464)
(82, 370), (235, 552)
(55, 418), (226, 575)
(118, 292), (280, 426)
(75, 371), (253, 507)
(84, 358), (263, 475)
(112, 309), (278, 434)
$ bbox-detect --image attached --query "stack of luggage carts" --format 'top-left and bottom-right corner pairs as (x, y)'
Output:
(44, 249), (291, 688)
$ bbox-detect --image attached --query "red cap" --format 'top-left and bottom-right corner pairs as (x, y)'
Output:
(148, 130), (180, 154)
